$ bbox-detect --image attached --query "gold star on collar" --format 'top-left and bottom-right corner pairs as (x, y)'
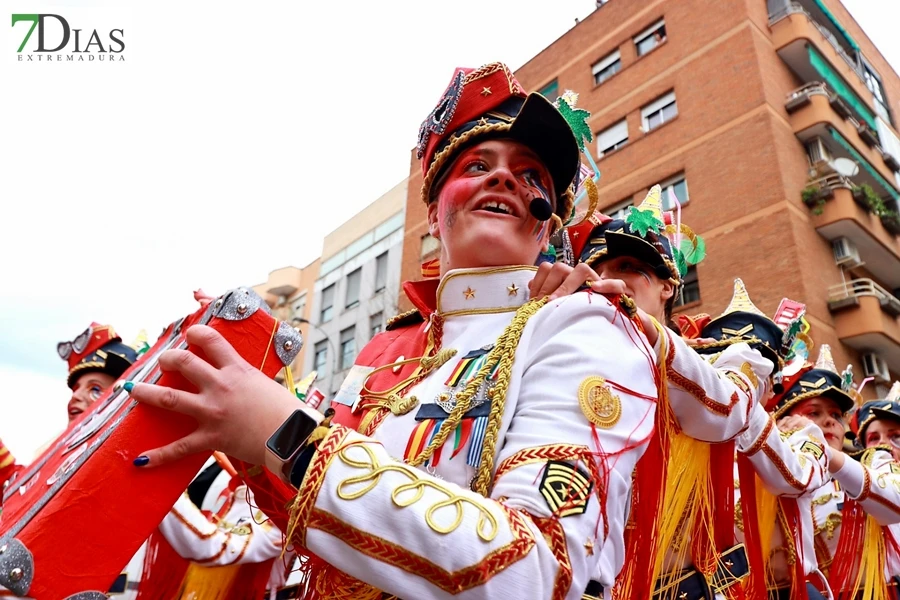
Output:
(481, 86), (492, 96)
(463, 287), (476, 300)
(584, 539), (594, 556)
(507, 283), (519, 297)
(477, 117), (489, 126)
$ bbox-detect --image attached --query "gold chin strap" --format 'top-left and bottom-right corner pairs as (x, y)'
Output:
(550, 214), (564, 235)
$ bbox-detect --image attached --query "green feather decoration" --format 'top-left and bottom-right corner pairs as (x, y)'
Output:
(556, 94), (593, 152)
(625, 206), (663, 237)
(672, 248), (688, 278)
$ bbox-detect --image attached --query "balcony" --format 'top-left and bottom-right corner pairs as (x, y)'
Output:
(804, 177), (900, 288)
(787, 88), (900, 204)
(828, 279), (900, 374)
(262, 266), (303, 298)
(770, 4), (877, 124)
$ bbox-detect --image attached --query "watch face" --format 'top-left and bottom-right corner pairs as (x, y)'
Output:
(267, 410), (319, 460)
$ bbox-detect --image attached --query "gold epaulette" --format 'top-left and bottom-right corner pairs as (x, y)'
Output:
(386, 309), (423, 331)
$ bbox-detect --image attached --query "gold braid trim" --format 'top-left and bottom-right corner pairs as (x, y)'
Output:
(494, 444), (592, 482)
(386, 309), (419, 330)
(533, 516), (573, 600)
(665, 342), (741, 417)
(407, 298), (548, 483)
(169, 505), (220, 540)
(306, 505), (536, 594)
(286, 425), (351, 547)
(760, 444), (813, 491)
(740, 416), (774, 457)
(474, 299), (549, 495)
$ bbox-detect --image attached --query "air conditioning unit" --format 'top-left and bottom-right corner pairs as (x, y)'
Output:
(862, 352), (891, 383)
(806, 138), (835, 174)
(832, 237), (862, 267)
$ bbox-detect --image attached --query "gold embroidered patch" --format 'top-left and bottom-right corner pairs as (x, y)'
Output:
(891, 463), (900, 475)
(740, 362), (759, 388)
(578, 376), (622, 429)
(800, 440), (824, 460)
(539, 461), (593, 518)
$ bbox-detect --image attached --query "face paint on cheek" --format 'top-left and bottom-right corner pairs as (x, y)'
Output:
(530, 217), (548, 240)
(437, 175), (473, 232)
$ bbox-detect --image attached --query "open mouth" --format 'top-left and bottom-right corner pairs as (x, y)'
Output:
(473, 197), (520, 218)
(68, 407), (83, 419)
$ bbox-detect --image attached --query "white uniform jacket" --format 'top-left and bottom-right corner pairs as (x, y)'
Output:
(658, 329), (771, 441)
(291, 267), (663, 599)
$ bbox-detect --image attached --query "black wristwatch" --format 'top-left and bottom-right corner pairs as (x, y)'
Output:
(264, 407), (322, 482)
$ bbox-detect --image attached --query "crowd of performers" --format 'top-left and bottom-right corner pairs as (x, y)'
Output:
(4, 61), (900, 600)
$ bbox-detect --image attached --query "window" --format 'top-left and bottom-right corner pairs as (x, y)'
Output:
(320, 284), (335, 323)
(658, 174), (689, 210)
(592, 50), (621, 85)
(374, 252), (388, 293)
(539, 79), (559, 102)
(292, 295), (307, 321)
(420, 233), (440, 258)
(605, 198), (633, 221)
(641, 91), (678, 132)
(345, 268), (361, 308)
(370, 312), (384, 339)
(862, 59), (890, 123)
(339, 326), (356, 370)
(674, 266), (700, 308)
(313, 341), (328, 373)
(597, 119), (629, 158)
(634, 19), (666, 57)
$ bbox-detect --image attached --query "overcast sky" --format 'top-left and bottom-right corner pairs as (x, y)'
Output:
(1, 0), (897, 462)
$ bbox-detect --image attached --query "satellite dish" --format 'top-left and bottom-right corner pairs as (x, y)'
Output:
(833, 157), (860, 177)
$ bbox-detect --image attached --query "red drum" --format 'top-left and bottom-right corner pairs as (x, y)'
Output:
(0, 288), (301, 599)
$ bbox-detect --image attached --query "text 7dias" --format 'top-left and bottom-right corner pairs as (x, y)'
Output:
(12, 14), (124, 53)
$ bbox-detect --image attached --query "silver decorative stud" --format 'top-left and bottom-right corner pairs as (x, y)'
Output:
(214, 299), (223, 310)
(0, 545), (6, 555)
(283, 340), (294, 351)
(113, 381), (123, 393)
(9, 568), (23, 582)
(236, 303), (248, 315)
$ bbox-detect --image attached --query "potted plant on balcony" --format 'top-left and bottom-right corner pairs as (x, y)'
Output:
(852, 183), (878, 209)
(883, 152), (900, 173)
(882, 211), (900, 236)
(853, 184), (900, 234)
(857, 122), (880, 147)
(802, 184), (831, 214)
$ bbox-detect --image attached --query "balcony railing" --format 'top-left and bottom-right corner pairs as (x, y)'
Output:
(828, 278), (900, 316)
(770, 3), (866, 82)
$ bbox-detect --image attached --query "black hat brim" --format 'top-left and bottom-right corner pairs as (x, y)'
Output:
(507, 93), (580, 208)
(869, 407), (900, 427)
(603, 230), (675, 280)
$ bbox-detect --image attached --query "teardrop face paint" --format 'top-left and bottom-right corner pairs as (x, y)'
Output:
(428, 139), (556, 272)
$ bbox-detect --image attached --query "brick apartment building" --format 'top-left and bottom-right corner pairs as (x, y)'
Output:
(397, 0), (900, 398)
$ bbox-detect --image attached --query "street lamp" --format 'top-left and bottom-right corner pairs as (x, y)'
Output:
(293, 317), (338, 396)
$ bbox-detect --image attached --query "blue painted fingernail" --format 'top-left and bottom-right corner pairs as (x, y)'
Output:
(133, 455), (149, 467)
(123, 381), (134, 393)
